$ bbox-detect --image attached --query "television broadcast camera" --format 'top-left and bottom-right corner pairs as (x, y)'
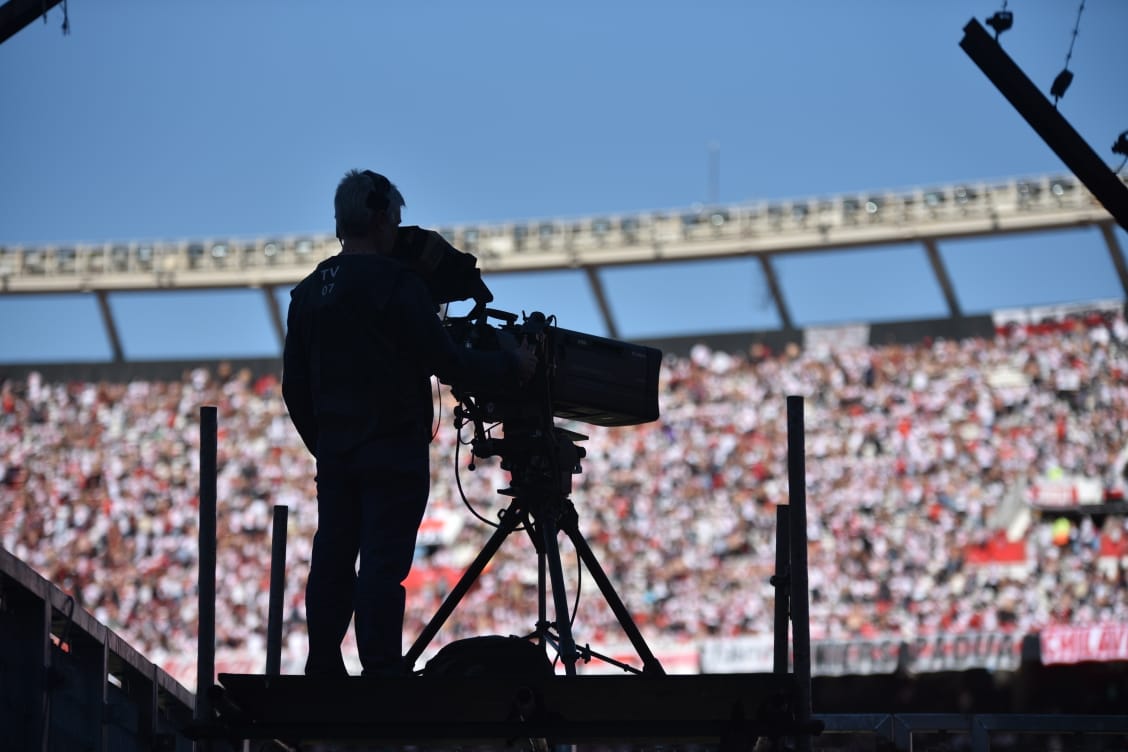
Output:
(394, 225), (662, 430)
(396, 227), (668, 677)
(444, 307), (662, 429)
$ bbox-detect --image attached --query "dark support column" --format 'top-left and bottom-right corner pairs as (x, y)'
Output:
(786, 396), (813, 752)
(196, 406), (217, 726)
(583, 266), (620, 339)
(758, 254), (795, 331)
(263, 285), (286, 352)
(1097, 221), (1128, 297)
(922, 238), (963, 319)
(95, 290), (125, 364)
(772, 504), (791, 675)
(266, 504), (289, 676)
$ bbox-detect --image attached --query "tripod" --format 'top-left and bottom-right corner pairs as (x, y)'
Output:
(404, 421), (665, 677)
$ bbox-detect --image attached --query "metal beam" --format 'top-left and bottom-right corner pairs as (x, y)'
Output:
(263, 284), (286, 352)
(758, 254), (794, 331)
(94, 290), (125, 363)
(921, 238), (962, 319)
(1096, 221), (1128, 297)
(960, 18), (1128, 233)
(583, 265), (619, 339)
(0, 0), (63, 45)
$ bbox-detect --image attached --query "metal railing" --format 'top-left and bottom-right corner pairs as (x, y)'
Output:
(0, 547), (196, 751)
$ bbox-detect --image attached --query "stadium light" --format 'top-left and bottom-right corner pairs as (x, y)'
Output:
(1050, 176), (1075, 198)
(621, 216), (640, 245)
(512, 224), (528, 252)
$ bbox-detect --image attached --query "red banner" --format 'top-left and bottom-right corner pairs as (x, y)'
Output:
(1040, 623), (1128, 665)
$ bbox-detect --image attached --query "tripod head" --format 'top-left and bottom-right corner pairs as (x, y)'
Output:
(469, 418), (587, 502)
(444, 309), (585, 503)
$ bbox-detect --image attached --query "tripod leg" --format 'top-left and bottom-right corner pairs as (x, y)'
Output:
(404, 496), (524, 668)
(540, 513), (579, 675)
(538, 540), (548, 646)
(560, 511), (666, 675)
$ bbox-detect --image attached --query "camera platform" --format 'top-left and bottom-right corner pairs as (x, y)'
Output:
(198, 671), (817, 749)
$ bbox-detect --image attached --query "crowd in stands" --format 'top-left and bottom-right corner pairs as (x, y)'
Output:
(1, 306), (1126, 677)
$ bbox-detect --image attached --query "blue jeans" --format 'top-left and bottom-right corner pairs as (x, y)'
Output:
(304, 434), (429, 676)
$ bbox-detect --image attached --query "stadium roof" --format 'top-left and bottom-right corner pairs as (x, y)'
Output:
(1, 171), (1126, 369)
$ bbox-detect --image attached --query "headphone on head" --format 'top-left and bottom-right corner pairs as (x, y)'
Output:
(362, 170), (392, 213)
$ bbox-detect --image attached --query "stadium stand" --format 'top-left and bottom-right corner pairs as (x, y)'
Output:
(2, 300), (1125, 711)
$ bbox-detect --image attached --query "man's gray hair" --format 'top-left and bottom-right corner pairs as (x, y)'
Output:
(334, 169), (406, 238)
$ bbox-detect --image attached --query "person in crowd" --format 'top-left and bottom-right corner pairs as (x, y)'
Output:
(1, 305), (1124, 677)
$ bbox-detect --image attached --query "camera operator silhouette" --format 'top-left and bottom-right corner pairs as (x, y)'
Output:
(282, 168), (536, 677)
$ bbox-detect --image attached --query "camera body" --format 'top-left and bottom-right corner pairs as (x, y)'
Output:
(445, 308), (662, 428)
(393, 226), (661, 428)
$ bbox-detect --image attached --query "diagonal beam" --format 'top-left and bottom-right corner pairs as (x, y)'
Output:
(583, 265), (620, 339)
(921, 238), (962, 319)
(960, 17), (1128, 233)
(758, 254), (794, 331)
(94, 289), (125, 363)
(1096, 221), (1128, 297)
(0, 0), (64, 45)
(262, 284), (286, 353)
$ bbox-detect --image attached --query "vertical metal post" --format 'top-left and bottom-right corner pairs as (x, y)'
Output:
(266, 504), (289, 676)
(786, 395), (813, 751)
(196, 405), (217, 727)
(772, 503), (791, 675)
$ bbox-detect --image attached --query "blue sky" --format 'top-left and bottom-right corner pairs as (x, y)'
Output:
(1, 1), (1126, 363)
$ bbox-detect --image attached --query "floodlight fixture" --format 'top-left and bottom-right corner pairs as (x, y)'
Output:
(1113, 130), (1128, 158)
(985, 11), (1013, 38)
(1050, 69), (1074, 103)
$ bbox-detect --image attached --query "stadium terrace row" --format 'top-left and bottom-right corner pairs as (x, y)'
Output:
(1, 306), (1126, 682)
